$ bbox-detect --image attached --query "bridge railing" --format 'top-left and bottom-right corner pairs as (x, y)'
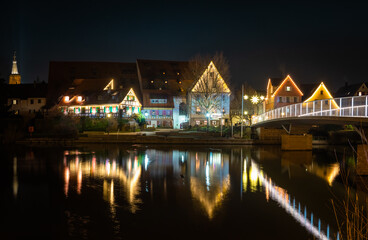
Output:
(252, 95), (368, 125)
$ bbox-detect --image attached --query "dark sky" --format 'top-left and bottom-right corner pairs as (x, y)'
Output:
(1, 0), (368, 92)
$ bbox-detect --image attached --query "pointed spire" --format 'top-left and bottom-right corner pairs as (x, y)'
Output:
(11, 51), (19, 75)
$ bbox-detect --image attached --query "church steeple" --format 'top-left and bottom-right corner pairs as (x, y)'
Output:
(9, 51), (21, 84)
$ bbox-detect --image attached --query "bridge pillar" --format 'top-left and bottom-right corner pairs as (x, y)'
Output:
(281, 134), (312, 151)
(357, 144), (368, 175)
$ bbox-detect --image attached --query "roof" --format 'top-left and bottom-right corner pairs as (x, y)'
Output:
(300, 83), (319, 101)
(136, 59), (194, 96)
(47, 61), (139, 107)
(60, 78), (141, 107)
(6, 83), (48, 99)
(268, 78), (283, 88)
(335, 83), (366, 97)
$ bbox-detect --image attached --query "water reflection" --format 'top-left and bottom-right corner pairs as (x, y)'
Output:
(243, 157), (330, 240)
(188, 151), (230, 219)
(64, 150), (142, 213)
(13, 157), (18, 199)
(281, 151), (340, 186)
(55, 146), (367, 239)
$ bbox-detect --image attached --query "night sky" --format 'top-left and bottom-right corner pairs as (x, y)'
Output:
(1, 1), (367, 92)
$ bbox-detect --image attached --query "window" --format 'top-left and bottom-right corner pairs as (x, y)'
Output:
(359, 92), (362, 96)
(320, 90), (324, 95)
(286, 97), (290, 103)
(77, 96), (82, 102)
(286, 86), (291, 91)
(64, 96), (69, 101)
(12, 99), (17, 105)
(30, 99), (34, 104)
(294, 97), (298, 102)
(38, 99), (42, 104)
(195, 120), (200, 125)
(278, 97), (282, 103)
(150, 99), (167, 104)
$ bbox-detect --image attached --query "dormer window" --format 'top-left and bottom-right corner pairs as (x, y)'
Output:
(77, 96), (82, 102)
(286, 86), (291, 91)
(64, 96), (70, 102)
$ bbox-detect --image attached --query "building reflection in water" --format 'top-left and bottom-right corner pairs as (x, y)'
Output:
(281, 151), (340, 186)
(243, 157), (332, 240)
(63, 148), (230, 219)
(63, 150), (142, 213)
(188, 151), (230, 219)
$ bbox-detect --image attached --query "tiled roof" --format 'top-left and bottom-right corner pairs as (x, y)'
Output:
(47, 61), (139, 107)
(335, 83), (365, 97)
(269, 78), (283, 88)
(136, 59), (194, 96)
(300, 83), (319, 101)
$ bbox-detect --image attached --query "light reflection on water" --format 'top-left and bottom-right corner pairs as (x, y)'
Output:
(6, 145), (367, 239)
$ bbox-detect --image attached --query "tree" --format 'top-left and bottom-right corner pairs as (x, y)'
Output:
(185, 52), (231, 128)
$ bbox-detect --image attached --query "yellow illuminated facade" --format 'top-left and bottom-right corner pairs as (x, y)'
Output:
(303, 82), (339, 109)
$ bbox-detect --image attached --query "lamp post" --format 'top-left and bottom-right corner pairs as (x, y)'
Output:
(242, 93), (265, 129)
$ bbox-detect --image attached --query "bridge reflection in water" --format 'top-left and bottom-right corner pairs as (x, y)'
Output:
(61, 147), (340, 239)
(243, 157), (334, 240)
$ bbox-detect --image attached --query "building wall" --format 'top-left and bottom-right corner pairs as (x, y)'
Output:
(8, 97), (46, 115)
(188, 93), (230, 126)
(173, 96), (187, 129)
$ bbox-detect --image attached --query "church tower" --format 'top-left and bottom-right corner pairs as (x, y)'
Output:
(9, 52), (21, 84)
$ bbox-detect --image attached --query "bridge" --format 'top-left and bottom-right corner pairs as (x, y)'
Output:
(252, 95), (368, 128)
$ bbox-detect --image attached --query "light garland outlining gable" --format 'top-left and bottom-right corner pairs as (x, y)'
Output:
(303, 82), (339, 109)
(191, 61), (230, 94)
(60, 87), (142, 117)
(271, 75), (303, 98)
(103, 79), (114, 90)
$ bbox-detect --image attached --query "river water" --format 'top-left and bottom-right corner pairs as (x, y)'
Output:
(1, 144), (367, 239)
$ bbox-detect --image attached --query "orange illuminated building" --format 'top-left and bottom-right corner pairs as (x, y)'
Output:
(265, 75), (303, 112)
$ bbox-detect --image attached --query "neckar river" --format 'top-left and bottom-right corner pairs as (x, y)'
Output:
(1, 144), (367, 239)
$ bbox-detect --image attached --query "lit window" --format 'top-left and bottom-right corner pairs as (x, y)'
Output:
(64, 96), (70, 101)
(77, 96), (82, 102)
(359, 92), (362, 96)
(151, 80), (154, 84)
(286, 86), (291, 91)
(12, 99), (17, 105)
(196, 107), (201, 113)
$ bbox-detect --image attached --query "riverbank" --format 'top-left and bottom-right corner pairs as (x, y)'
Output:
(16, 132), (258, 146)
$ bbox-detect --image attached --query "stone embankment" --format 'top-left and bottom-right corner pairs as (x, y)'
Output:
(17, 131), (262, 146)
